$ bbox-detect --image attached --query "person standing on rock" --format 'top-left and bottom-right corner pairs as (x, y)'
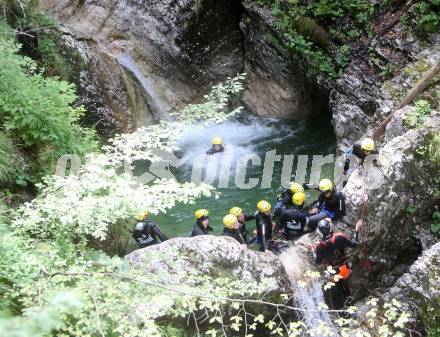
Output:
(343, 138), (377, 178)
(191, 209), (213, 236)
(255, 200), (275, 252)
(313, 218), (363, 311)
(133, 209), (168, 248)
(278, 192), (315, 240)
(206, 136), (224, 155)
(229, 206), (255, 242)
(308, 179), (346, 231)
(222, 214), (247, 247)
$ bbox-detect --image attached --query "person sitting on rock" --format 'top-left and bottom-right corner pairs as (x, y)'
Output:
(278, 192), (314, 240)
(274, 182), (313, 217)
(255, 200), (275, 252)
(133, 209), (168, 248)
(343, 137), (378, 176)
(206, 136), (224, 155)
(191, 209), (213, 236)
(308, 179), (346, 231)
(229, 206), (255, 242)
(222, 214), (247, 247)
(313, 218), (363, 311)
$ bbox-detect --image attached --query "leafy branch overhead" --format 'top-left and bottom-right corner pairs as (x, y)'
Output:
(11, 74), (246, 248)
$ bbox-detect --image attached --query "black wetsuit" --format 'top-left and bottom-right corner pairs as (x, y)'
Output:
(223, 227), (246, 244)
(274, 183), (313, 217)
(317, 188), (346, 221)
(238, 214), (255, 242)
(315, 232), (359, 310)
(206, 145), (224, 155)
(133, 220), (168, 248)
(308, 188), (346, 230)
(278, 208), (309, 240)
(190, 222), (213, 236)
(344, 140), (378, 173)
(255, 211), (273, 252)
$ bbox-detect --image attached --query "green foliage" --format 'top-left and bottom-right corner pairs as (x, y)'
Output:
(11, 75), (245, 254)
(0, 131), (18, 186)
(37, 34), (69, 78)
(431, 211), (440, 234)
(411, 0), (440, 35)
(305, 0), (374, 27)
(335, 44), (351, 68)
(253, 0), (376, 77)
(405, 100), (432, 128)
(423, 132), (440, 167)
(416, 130), (440, 169)
(0, 37), (97, 184)
(406, 205), (417, 215)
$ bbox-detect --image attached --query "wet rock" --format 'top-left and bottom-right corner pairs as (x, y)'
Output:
(240, 1), (328, 119)
(342, 111), (439, 292)
(40, 0), (245, 129)
(127, 236), (292, 302)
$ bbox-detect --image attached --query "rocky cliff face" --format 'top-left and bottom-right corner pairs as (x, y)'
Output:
(383, 242), (440, 333)
(342, 109), (439, 293)
(240, 1), (328, 119)
(331, 28), (440, 149)
(39, 0), (329, 133)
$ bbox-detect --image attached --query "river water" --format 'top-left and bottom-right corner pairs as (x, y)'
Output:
(152, 113), (336, 238)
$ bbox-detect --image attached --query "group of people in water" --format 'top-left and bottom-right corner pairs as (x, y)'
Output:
(133, 136), (377, 312)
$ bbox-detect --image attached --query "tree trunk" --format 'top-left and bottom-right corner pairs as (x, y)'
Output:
(373, 61), (440, 140)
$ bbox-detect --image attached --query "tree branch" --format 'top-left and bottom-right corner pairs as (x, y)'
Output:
(39, 267), (347, 314)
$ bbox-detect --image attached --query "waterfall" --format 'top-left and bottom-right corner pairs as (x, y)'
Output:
(279, 244), (337, 336)
(117, 53), (169, 118)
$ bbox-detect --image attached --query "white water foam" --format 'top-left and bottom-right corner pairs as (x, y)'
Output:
(279, 245), (337, 337)
(178, 115), (298, 166)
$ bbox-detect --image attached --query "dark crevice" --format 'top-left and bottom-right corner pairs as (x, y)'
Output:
(176, 0), (245, 85)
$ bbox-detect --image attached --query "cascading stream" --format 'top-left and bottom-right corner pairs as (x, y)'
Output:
(117, 53), (169, 118)
(279, 245), (337, 336)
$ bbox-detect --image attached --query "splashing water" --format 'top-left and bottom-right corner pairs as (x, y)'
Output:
(178, 115), (295, 166)
(279, 245), (337, 337)
(293, 282), (337, 337)
(154, 113), (336, 237)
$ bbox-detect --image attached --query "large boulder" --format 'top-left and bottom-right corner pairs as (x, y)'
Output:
(383, 242), (440, 333)
(342, 110), (439, 292)
(127, 236), (292, 305)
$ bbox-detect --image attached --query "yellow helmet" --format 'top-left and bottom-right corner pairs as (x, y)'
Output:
(212, 136), (223, 145)
(361, 138), (375, 151)
(135, 209), (149, 221)
(223, 214), (238, 229)
(194, 209), (209, 220)
(257, 200), (271, 213)
(290, 182), (304, 194)
(292, 192), (306, 206)
(319, 179), (333, 191)
(229, 207), (243, 217)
